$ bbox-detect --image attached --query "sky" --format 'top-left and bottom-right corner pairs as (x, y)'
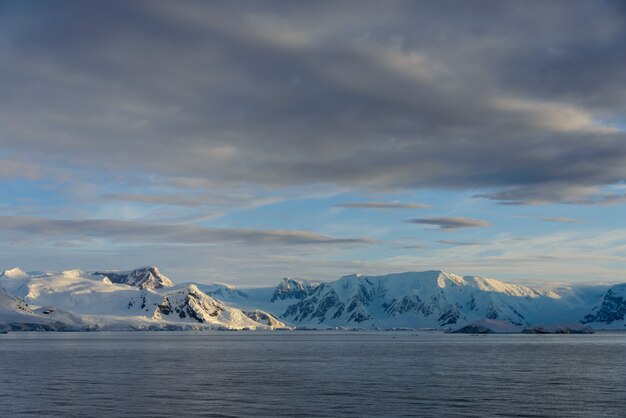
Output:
(1, 0), (626, 286)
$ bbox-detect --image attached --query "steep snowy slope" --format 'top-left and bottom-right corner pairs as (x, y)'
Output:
(0, 283), (70, 331)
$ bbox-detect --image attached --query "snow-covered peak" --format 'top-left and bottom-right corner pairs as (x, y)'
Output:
(271, 277), (316, 302)
(583, 283), (626, 326)
(0, 267), (30, 280)
(93, 266), (174, 290)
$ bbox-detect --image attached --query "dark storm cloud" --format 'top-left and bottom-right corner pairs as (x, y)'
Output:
(1, 1), (626, 203)
(336, 202), (430, 209)
(0, 216), (374, 246)
(406, 217), (492, 230)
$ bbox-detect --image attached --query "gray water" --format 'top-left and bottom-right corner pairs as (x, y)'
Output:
(1, 331), (625, 417)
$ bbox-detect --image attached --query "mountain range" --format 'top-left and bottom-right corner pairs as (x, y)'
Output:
(0, 266), (624, 331)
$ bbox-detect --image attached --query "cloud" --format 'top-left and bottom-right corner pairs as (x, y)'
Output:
(540, 217), (580, 224)
(438, 239), (482, 246)
(406, 217), (492, 230)
(105, 192), (281, 208)
(477, 185), (626, 206)
(378, 229), (626, 284)
(0, 1), (625, 204)
(336, 201), (430, 209)
(402, 244), (428, 250)
(0, 216), (375, 246)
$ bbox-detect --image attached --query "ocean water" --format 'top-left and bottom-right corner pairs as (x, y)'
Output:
(0, 331), (625, 417)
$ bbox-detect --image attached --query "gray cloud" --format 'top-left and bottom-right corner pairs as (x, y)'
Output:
(476, 186), (626, 206)
(1, 1), (625, 204)
(0, 216), (374, 246)
(337, 201), (430, 209)
(407, 217), (492, 230)
(438, 239), (482, 246)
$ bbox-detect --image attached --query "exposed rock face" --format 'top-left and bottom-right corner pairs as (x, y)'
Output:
(583, 284), (626, 325)
(153, 285), (224, 322)
(271, 277), (316, 302)
(93, 266), (174, 290)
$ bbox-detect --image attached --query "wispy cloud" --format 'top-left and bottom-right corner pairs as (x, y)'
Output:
(540, 217), (580, 224)
(438, 239), (482, 246)
(402, 244), (428, 250)
(406, 217), (492, 230)
(0, 216), (375, 246)
(105, 192), (281, 209)
(336, 201), (430, 209)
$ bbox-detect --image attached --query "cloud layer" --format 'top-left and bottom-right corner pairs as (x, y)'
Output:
(1, 2), (626, 284)
(1, 1), (625, 204)
(0, 216), (374, 246)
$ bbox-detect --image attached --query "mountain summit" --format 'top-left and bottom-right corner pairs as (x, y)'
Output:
(93, 266), (174, 290)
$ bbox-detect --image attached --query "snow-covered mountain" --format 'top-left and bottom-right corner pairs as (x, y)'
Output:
(0, 267), (286, 331)
(1, 266), (624, 331)
(582, 283), (626, 328)
(206, 271), (623, 330)
(279, 271), (569, 328)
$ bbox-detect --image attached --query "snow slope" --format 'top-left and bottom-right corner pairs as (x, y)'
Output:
(0, 282), (70, 331)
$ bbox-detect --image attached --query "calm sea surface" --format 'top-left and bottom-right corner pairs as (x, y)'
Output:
(0, 331), (625, 417)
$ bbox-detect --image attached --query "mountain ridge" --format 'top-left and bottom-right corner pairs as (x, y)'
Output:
(1, 266), (624, 331)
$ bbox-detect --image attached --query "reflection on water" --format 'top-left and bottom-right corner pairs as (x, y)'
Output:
(1, 331), (625, 417)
